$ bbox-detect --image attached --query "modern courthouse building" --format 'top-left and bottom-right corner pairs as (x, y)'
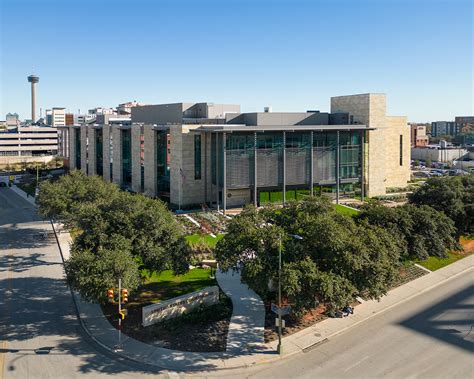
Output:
(58, 93), (410, 211)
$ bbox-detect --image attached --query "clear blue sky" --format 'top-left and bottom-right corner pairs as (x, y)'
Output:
(1, 0), (472, 122)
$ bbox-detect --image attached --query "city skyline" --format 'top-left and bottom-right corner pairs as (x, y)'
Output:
(1, 0), (472, 122)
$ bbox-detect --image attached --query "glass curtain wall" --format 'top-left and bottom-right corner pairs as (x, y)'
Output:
(96, 129), (103, 176)
(75, 129), (81, 170)
(156, 131), (170, 193)
(122, 129), (132, 185)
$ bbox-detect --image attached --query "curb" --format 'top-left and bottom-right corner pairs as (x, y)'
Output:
(49, 218), (474, 372)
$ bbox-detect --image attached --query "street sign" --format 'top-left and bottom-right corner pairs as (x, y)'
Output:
(271, 303), (291, 316)
(275, 318), (286, 328)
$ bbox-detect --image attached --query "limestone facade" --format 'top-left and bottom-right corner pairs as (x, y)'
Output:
(69, 126), (77, 170)
(102, 125), (111, 182)
(87, 127), (97, 176)
(131, 125), (142, 193)
(111, 127), (123, 185)
(169, 124), (206, 208)
(143, 125), (157, 197)
(331, 93), (410, 196)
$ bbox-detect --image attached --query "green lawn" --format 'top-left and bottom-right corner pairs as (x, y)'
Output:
(185, 233), (224, 247)
(135, 268), (216, 305)
(335, 204), (360, 216)
(414, 252), (469, 271)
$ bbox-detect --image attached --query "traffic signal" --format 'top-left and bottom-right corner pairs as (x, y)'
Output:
(107, 289), (114, 302)
(121, 289), (128, 303)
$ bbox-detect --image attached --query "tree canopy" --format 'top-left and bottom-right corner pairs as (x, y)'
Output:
(358, 203), (460, 260)
(38, 171), (191, 302)
(215, 197), (402, 316)
(409, 176), (473, 235)
(37, 170), (119, 227)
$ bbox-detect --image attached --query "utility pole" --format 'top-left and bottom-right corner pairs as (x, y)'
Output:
(277, 234), (283, 355)
(116, 278), (123, 352)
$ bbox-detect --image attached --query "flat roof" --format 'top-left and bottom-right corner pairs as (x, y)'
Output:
(195, 124), (372, 132)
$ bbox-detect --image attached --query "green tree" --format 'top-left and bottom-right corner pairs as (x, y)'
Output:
(358, 203), (460, 260)
(409, 176), (472, 235)
(216, 198), (401, 316)
(73, 192), (190, 274)
(37, 170), (119, 226)
(64, 236), (141, 303)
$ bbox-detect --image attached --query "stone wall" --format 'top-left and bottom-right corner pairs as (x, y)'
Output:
(169, 124), (206, 208)
(87, 127), (97, 176)
(131, 125), (142, 192)
(331, 93), (409, 197)
(69, 126), (77, 170)
(143, 125), (157, 197)
(112, 126), (123, 185)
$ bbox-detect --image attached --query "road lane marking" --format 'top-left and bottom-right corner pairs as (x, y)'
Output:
(344, 355), (370, 372)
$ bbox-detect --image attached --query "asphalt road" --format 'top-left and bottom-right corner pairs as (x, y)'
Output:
(198, 265), (474, 379)
(1, 186), (473, 379)
(0, 187), (165, 379)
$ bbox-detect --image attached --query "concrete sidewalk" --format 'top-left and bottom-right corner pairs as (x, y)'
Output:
(11, 184), (37, 206)
(216, 269), (265, 354)
(51, 216), (474, 371)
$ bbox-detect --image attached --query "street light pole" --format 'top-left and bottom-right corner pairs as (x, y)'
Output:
(277, 234), (283, 354)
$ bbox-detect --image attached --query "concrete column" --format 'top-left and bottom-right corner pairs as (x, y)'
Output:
(336, 131), (340, 204)
(223, 132), (226, 214)
(254, 132), (258, 206)
(143, 125), (157, 197)
(69, 126), (76, 170)
(88, 127), (97, 176)
(102, 125), (111, 182)
(131, 125), (142, 193)
(112, 126), (123, 186)
(282, 131), (286, 204)
(310, 131), (314, 196)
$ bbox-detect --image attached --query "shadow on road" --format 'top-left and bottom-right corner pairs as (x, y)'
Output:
(0, 276), (167, 375)
(399, 284), (474, 353)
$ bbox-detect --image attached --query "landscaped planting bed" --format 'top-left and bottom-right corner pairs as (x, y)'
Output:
(101, 268), (233, 352)
(263, 303), (328, 343)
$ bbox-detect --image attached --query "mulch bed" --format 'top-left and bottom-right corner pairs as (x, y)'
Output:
(101, 292), (232, 352)
(264, 302), (328, 343)
(263, 264), (430, 342)
(391, 264), (428, 288)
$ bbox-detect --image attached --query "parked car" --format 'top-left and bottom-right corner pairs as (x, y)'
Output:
(413, 171), (431, 178)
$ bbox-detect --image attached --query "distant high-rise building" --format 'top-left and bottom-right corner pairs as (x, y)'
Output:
(431, 121), (460, 137)
(410, 124), (429, 147)
(455, 116), (474, 133)
(6, 113), (20, 127)
(51, 107), (66, 127)
(65, 113), (74, 125)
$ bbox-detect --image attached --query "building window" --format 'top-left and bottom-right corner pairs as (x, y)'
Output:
(399, 135), (403, 166)
(194, 134), (202, 180)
